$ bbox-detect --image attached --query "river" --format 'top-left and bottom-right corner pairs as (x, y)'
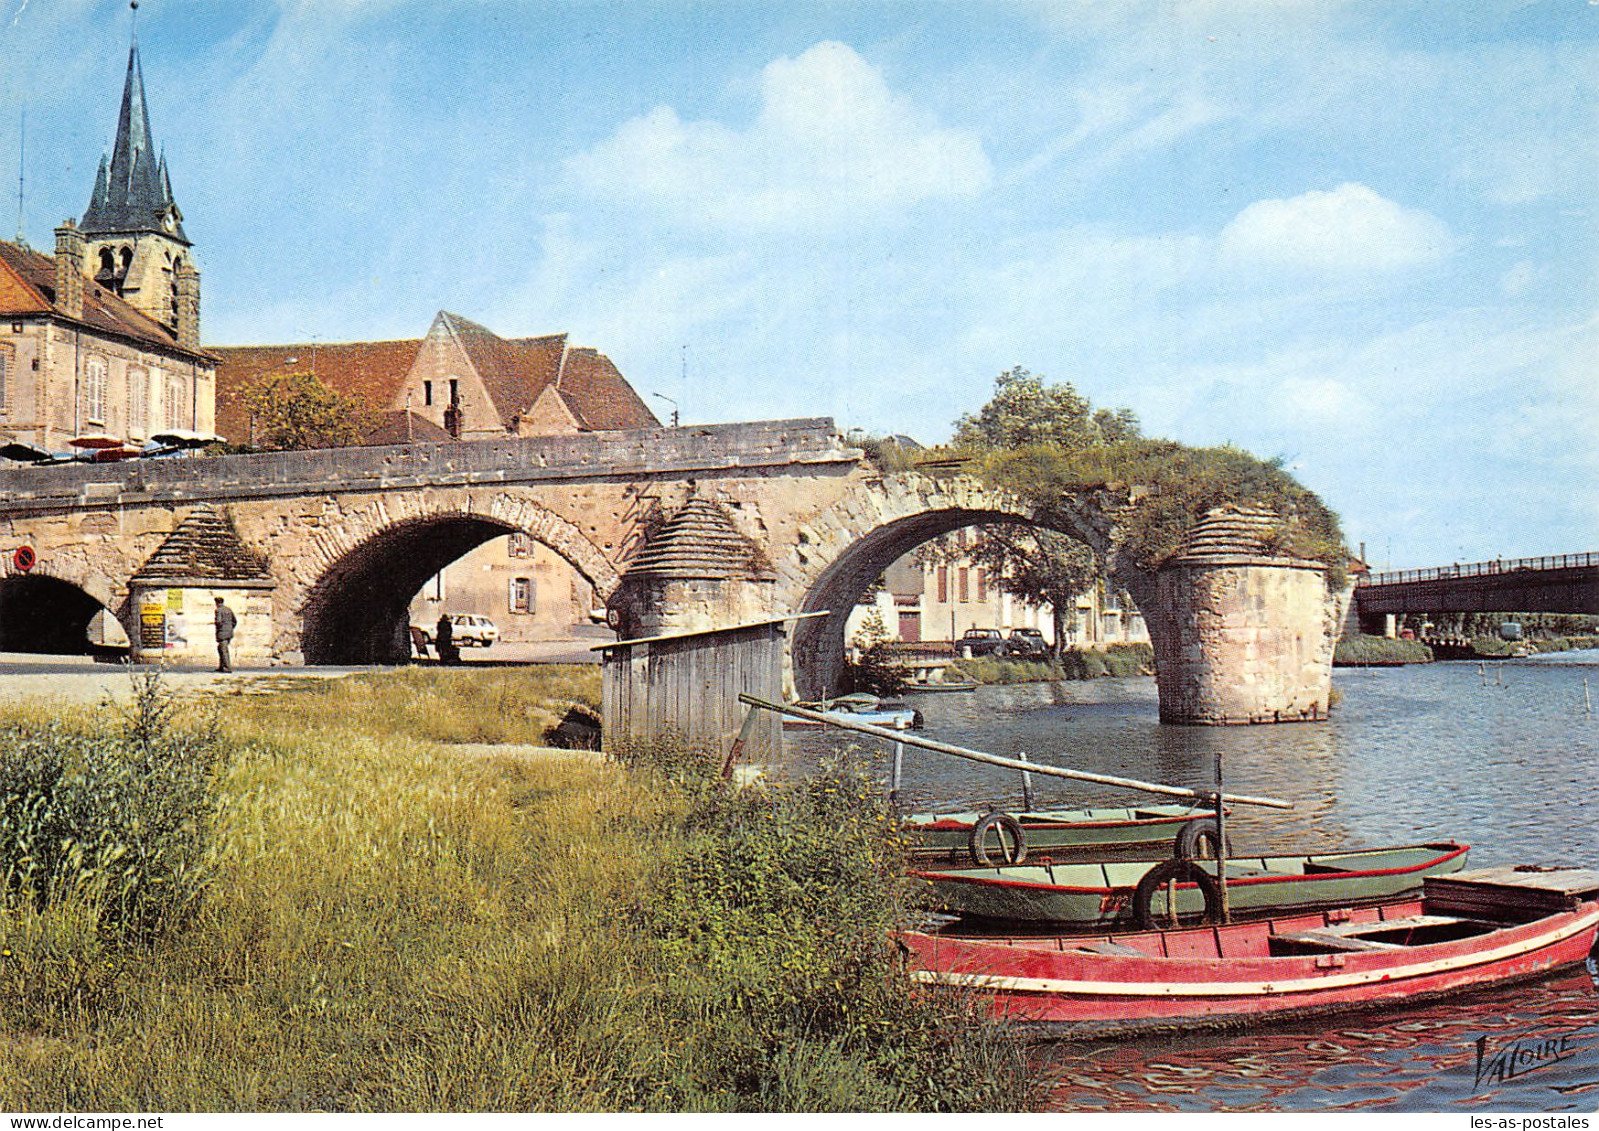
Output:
(782, 651), (1599, 1113)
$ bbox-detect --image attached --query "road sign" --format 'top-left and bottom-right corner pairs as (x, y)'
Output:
(12, 545), (34, 572)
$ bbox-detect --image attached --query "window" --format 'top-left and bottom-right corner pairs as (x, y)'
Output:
(126, 367), (148, 436)
(958, 567), (970, 603)
(448, 378), (460, 404)
(165, 374), (186, 429)
(976, 568), (988, 603)
(82, 356), (108, 425)
(423, 380), (433, 406)
(509, 576), (535, 614)
(0, 344), (11, 414)
(507, 532), (533, 559)
(936, 566), (948, 604)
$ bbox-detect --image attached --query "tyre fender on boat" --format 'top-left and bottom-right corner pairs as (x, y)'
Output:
(1173, 817), (1230, 861)
(1132, 857), (1223, 929)
(969, 810), (1028, 867)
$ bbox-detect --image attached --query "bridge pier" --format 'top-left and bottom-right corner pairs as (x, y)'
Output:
(1136, 508), (1345, 725)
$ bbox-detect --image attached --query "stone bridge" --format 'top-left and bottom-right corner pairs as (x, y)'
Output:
(0, 418), (1346, 724)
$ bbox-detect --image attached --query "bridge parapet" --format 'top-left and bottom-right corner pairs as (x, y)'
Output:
(1358, 552), (1599, 588)
(0, 418), (860, 513)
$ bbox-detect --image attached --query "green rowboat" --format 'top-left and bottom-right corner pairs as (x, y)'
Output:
(902, 803), (1216, 865)
(913, 842), (1470, 928)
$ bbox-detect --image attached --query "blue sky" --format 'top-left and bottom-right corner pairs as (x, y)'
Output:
(2, 1), (1595, 570)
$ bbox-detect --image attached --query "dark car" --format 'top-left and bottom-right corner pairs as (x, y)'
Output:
(957, 627), (1007, 658)
(1006, 628), (1049, 658)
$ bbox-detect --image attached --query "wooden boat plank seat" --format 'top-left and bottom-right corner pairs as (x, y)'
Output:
(1067, 940), (1148, 957)
(1318, 913), (1467, 937)
(1273, 929), (1403, 952)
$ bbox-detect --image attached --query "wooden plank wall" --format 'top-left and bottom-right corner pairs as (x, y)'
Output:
(602, 624), (783, 763)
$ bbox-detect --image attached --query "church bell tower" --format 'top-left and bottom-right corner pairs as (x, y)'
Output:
(79, 34), (197, 342)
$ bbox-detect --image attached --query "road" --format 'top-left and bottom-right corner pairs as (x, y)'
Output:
(0, 639), (600, 705)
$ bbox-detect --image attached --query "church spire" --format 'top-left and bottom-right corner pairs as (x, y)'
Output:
(80, 37), (186, 243)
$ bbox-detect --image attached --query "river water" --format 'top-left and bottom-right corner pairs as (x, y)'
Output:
(782, 652), (1599, 1113)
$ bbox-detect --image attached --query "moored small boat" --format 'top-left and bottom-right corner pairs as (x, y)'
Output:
(899, 865), (1599, 1037)
(913, 842), (1470, 928)
(781, 693), (922, 730)
(901, 804), (1217, 866)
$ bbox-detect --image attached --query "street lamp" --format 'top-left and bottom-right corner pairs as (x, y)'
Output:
(652, 392), (679, 428)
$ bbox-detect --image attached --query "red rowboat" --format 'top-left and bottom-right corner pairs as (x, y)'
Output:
(899, 865), (1599, 1038)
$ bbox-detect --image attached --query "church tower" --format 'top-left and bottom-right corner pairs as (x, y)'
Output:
(79, 35), (198, 344)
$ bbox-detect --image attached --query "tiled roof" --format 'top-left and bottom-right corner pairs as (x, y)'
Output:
(556, 346), (659, 431)
(359, 409), (452, 446)
(131, 504), (272, 586)
(623, 498), (775, 581)
(442, 313), (566, 431)
(210, 340), (423, 443)
(0, 238), (207, 361)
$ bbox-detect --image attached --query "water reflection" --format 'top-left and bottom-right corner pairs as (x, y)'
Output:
(779, 657), (1599, 1111)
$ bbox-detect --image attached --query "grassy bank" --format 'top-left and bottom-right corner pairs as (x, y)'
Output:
(1333, 635), (1434, 666)
(0, 669), (1036, 1112)
(951, 642), (1153, 685)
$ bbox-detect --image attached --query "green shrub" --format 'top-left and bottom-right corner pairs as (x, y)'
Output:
(1334, 635), (1432, 665)
(0, 675), (223, 942)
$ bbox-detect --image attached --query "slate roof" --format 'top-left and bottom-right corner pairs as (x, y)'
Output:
(359, 409), (453, 446)
(623, 498), (775, 581)
(209, 340), (424, 443)
(131, 504), (272, 587)
(555, 346), (658, 431)
(80, 43), (187, 243)
(0, 238), (208, 361)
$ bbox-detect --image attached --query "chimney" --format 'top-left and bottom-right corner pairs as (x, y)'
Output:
(53, 221), (85, 321)
(175, 260), (201, 351)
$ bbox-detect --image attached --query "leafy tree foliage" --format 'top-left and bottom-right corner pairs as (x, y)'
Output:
(242, 369), (374, 450)
(948, 370), (1345, 586)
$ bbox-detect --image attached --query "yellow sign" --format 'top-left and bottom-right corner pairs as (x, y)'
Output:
(166, 588), (184, 611)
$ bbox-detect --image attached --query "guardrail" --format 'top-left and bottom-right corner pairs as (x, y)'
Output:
(1358, 552), (1599, 587)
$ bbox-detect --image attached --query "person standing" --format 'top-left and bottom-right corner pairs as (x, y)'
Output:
(435, 613), (457, 665)
(214, 596), (237, 673)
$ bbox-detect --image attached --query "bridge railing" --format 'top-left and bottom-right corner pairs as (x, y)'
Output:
(1358, 552), (1599, 587)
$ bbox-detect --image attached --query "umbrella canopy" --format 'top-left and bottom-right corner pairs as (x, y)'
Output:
(0, 441), (54, 462)
(69, 432), (125, 450)
(148, 429), (222, 449)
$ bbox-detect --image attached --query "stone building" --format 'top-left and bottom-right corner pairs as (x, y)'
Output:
(210, 315), (660, 647)
(0, 42), (213, 455)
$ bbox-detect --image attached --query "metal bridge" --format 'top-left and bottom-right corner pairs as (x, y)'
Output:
(1352, 552), (1599, 630)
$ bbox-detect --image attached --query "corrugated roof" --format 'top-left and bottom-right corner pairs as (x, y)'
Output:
(624, 498), (775, 581)
(0, 238), (207, 361)
(131, 504), (272, 586)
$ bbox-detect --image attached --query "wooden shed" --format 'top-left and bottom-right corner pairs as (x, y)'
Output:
(597, 615), (820, 764)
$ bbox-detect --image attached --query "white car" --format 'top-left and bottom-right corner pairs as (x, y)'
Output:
(415, 614), (500, 647)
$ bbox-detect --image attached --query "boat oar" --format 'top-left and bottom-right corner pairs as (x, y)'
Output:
(738, 694), (1293, 810)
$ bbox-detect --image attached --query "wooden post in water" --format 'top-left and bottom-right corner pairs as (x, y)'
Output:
(1018, 750), (1035, 811)
(890, 740), (905, 804)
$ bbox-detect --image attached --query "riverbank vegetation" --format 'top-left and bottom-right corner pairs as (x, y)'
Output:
(950, 643), (1154, 685)
(0, 670), (1037, 1112)
(1333, 635), (1435, 666)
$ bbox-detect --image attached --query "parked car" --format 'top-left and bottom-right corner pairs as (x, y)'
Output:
(957, 627), (1007, 658)
(1006, 628), (1049, 658)
(413, 614), (500, 648)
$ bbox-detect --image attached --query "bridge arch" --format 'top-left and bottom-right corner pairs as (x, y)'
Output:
(772, 473), (1130, 699)
(279, 493), (619, 665)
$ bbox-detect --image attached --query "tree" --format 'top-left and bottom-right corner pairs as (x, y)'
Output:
(243, 370), (374, 451)
(968, 525), (1098, 656)
(953, 367), (1140, 451)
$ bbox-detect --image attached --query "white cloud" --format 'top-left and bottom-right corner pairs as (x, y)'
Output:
(566, 41), (992, 230)
(1219, 183), (1453, 276)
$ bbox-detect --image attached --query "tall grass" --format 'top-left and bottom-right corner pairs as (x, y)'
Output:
(0, 671), (1038, 1112)
(952, 642), (1154, 685)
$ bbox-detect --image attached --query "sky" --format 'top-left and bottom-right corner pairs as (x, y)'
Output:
(1, 0), (1595, 571)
